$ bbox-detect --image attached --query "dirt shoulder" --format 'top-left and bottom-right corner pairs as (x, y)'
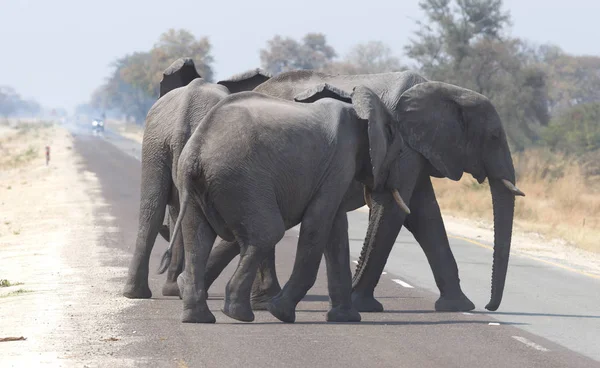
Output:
(0, 123), (139, 366)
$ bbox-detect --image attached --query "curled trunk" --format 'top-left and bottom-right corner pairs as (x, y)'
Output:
(485, 178), (515, 311)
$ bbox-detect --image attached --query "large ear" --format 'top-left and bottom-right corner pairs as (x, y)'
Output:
(293, 83), (352, 103)
(217, 68), (272, 93)
(159, 58), (202, 98)
(395, 81), (470, 181)
(351, 85), (401, 190)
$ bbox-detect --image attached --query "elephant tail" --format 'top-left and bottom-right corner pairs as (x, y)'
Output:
(158, 190), (190, 274)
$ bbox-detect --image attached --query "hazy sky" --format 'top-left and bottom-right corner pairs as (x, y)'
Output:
(1, 0), (598, 112)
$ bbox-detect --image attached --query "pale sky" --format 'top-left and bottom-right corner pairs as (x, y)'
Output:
(1, 0), (598, 112)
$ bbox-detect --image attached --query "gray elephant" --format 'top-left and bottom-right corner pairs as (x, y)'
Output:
(122, 58), (271, 299)
(159, 84), (412, 323)
(198, 69), (525, 313)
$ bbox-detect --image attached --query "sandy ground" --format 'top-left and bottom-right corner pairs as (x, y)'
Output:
(0, 124), (140, 367)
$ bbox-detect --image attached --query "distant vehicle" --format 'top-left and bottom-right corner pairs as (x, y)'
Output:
(91, 118), (105, 132)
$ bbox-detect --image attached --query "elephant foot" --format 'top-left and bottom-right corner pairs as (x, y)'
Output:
(222, 300), (255, 322)
(351, 291), (383, 312)
(435, 293), (475, 312)
(267, 295), (296, 323)
(326, 306), (361, 323)
(250, 288), (280, 310)
(123, 282), (152, 299)
(181, 306), (216, 323)
(161, 281), (181, 297)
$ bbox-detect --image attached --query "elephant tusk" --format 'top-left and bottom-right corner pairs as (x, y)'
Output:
(364, 186), (373, 209)
(502, 179), (526, 197)
(392, 190), (411, 215)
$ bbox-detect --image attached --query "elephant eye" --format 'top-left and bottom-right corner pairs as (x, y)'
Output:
(490, 129), (501, 140)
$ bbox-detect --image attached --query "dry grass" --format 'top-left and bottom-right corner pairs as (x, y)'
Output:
(432, 148), (600, 253)
(0, 121), (54, 170)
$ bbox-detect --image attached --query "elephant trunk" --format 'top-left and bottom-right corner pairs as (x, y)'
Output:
(485, 177), (515, 311)
(352, 192), (404, 292)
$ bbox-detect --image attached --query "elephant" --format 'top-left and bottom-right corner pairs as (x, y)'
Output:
(158, 84), (413, 323)
(122, 57), (271, 299)
(196, 69), (525, 313)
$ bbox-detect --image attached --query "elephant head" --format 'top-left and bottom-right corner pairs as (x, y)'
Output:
(159, 58), (202, 98)
(395, 81), (524, 311)
(295, 83), (411, 214)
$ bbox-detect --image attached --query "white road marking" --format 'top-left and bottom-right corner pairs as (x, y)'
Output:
(488, 322), (501, 326)
(391, 279), (414, 288)
(462, 312), (473, 315)
(512, 336), (550, 352)
(352, 260), (358, 264)
(382, 272), (387, 275)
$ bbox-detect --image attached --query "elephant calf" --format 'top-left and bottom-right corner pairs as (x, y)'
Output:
(159, 84), (411, 323)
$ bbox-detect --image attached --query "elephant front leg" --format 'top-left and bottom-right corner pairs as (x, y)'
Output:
(404, 176), (474, 312)
(179, 204), (218, 323)
(323, 211), (361, 322)
(268, 196), (347, 323)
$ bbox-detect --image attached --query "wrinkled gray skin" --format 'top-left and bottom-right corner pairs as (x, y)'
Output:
(160, 85), (412, 323)
(202, 70), (524, 313)
(122, 58), (271, 299)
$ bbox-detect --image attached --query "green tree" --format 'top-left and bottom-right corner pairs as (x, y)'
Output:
(260, 33), (337, 74)
(325, 41), (405, 74)
(405, 0), (549, 151)
(543, 102), (600, 154)
(90, 29), (214, 124)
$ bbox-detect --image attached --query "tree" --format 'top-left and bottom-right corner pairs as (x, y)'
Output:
(0, 86), (21, 118)
(543, 102), (600, 154)
(325, 41), (405, 74)
(89, 29), (214, 124)
(260, 33), (337, 74)
(405, 0), (549, 151)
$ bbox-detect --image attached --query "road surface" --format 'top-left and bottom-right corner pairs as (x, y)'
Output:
(66, 123), (600, 367)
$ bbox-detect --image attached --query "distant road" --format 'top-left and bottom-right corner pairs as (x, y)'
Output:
(66, 122), (600, 367)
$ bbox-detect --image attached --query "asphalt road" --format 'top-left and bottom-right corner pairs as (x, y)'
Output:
(68, 123), (600, 367)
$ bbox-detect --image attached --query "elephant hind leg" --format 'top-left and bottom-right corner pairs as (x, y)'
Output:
(123, 153), (171, 299)
(163, 205), (185, 297)
(180, 203), (218, 323)
(222, 205), (285, 323)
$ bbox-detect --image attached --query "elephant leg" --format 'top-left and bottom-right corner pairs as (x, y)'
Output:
(205, 239), (240, 291)
(250, 247), (281, 310)
(404, 176), (474, 312)
(222, 216), (285, 322)
(178, 203), (217, 323)
(123, 155), (171, 299)
(323, 211), (361, 322)
(162, 205), (185, 297)
(268, 192), (349, 323)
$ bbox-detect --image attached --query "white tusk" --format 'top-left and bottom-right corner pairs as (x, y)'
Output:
(364, 186), (373, 209)
(392, 190), (411, 215)
(502, 179), (525, 197)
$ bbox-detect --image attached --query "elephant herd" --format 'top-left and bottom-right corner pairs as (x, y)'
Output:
(122, 57), (525, 323)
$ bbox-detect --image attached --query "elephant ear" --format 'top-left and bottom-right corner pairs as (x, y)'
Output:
(395, 81), (468, 181)
(217, 68), (272, 93)
(293, 83), (352, 103)
(159, 58), (202, 98)
(351, 85), (401, 190)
